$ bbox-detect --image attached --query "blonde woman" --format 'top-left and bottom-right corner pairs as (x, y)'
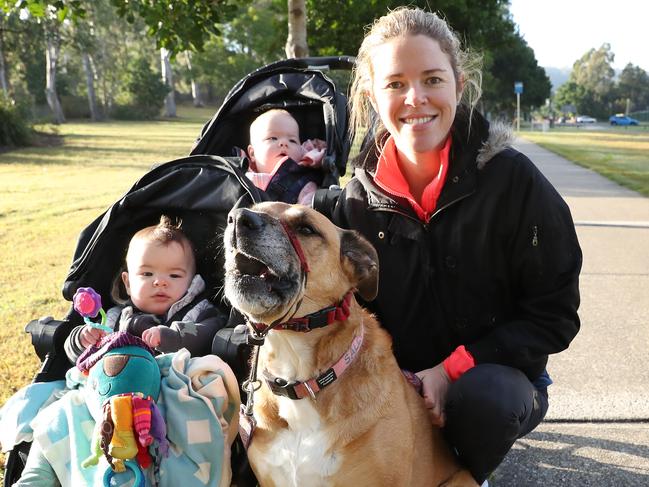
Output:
(315, 7), (582, 484)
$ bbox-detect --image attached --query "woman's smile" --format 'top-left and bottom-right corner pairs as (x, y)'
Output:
(370, 34), (462, 164)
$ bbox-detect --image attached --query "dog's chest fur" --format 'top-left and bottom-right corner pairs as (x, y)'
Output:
(254, 397), (341, 487)
(253, 335), (342, 486)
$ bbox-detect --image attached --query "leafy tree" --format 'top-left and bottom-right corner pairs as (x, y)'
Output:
(484, 29), (551, 116)
(189, 0), (286, 103)
(1, 0), (244, 55)
(563, 44), (616, 117)
(307, 0), (513, 57)
(113, 56), (168, 119)
(616, 63), (649, 112)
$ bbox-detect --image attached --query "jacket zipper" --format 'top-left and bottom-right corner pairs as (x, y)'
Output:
(368, 189), (475, 229)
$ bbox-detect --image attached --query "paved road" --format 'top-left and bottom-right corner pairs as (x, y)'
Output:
(491, 138), (649, 486)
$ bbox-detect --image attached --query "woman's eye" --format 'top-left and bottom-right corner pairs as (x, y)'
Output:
(386, 81), (403, 89)
(426, 76), (442, 85)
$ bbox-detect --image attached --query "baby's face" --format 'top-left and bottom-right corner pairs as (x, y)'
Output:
(248, 112), (303, 173)
(122, 240), (194, 316)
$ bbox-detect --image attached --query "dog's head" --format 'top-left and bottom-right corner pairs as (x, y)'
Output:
(224, 202), (378, 325)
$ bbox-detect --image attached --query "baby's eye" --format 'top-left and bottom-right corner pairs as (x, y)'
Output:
(141, 272), (153, 277)
(170, 273), (183, 279)
(266, 136), (278, 141)
(289, 139), (299, 144)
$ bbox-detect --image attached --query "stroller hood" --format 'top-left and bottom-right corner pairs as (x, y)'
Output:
(62, 155), (263, 314)
(190, 56), (354, 185)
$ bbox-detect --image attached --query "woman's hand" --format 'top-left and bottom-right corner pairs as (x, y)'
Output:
(416, 363), (451, 427)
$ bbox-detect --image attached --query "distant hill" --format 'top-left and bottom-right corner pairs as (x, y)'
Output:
(544, 66), (571, 91)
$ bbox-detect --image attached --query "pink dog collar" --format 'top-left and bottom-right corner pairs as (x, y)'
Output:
(263, 324), (365, 400)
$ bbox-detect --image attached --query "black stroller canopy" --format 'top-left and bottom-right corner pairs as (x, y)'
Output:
(62, 155), (262, 315)
(190, 56), (355, 183)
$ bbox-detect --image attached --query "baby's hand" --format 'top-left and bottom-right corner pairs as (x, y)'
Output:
(142, 326), (163, 348)
(79, 325), (106, 348)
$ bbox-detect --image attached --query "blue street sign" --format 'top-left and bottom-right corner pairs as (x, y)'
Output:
(514, 82), (524, 94)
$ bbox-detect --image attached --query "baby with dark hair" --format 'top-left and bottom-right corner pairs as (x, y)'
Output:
(64, 216), (226, 362)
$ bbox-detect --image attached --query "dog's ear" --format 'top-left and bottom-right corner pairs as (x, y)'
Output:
(340, 229), (379, 301)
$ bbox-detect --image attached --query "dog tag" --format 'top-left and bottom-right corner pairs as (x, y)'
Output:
(239, 405), (256, 450)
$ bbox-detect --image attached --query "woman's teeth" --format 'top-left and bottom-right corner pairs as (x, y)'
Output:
(403, 116), (434, 124)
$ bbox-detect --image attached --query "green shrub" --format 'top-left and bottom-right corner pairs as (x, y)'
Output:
(0, 96), (31, 147)
(60, 95), (92, 119)
(112, 57), (168, 120)
(110, 104), (143, 120)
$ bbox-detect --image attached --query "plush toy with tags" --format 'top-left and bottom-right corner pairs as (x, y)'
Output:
(76, 331), (169, 487)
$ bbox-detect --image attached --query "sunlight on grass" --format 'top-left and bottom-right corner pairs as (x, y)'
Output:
(521, 127), (649, 196)
(0, 106), (215, 411)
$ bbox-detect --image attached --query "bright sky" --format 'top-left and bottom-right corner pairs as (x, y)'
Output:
(509, 0), (649, 71)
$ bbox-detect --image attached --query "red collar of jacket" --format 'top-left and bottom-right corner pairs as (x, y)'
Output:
(374, 135), (451, 222)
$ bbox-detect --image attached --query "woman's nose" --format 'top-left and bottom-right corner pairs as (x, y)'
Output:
(405, 84), (426, 106)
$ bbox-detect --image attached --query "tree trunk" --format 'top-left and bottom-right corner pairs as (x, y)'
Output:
(0, 25), (8, 96)
(285, 0), (308, 58)
(44, 23), (65, 124)
(185, 51), (203, 107)
(160, 47), (176, 117)
(81, 52), (100, 121)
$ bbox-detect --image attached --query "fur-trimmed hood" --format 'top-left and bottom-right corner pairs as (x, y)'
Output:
(476, 120), (515, 169)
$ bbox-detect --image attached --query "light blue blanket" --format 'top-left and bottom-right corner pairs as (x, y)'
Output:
(0, 349), (240, 487)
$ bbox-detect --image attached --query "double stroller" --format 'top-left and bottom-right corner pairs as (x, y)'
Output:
(2, 56), (355, 486)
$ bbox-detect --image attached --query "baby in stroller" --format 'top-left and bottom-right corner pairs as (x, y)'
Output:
(64, 215), (227, 363)
(2, 56), (355, 487)
(246, 108), (325, 205)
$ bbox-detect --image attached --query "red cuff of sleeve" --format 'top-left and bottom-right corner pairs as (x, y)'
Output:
(442, 345), (476, 382)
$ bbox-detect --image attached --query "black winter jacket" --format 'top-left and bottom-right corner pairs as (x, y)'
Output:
(316, 109), (582, 381)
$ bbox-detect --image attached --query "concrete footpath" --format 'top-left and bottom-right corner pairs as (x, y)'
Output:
(491, 139), (649, 486)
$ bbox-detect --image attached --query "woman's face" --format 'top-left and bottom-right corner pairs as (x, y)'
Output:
(369, 35), (462, 162)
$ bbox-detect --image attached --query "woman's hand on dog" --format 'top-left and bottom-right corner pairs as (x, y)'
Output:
(416, 363), (451, 427)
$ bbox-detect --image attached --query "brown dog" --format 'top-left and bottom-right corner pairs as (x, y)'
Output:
(224, 202), (477, 487)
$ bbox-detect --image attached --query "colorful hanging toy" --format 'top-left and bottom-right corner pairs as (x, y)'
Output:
(73, 287), (113, 333)
(76, 330), (169, 486)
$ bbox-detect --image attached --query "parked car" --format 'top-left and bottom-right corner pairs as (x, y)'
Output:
(576, 115), (597, 123)
(609, 114), (639, 126)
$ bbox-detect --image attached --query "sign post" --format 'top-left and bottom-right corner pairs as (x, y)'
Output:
(514, 81), (524, 132)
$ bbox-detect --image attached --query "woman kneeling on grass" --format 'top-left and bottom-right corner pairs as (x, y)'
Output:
(315, 7), (582, 484)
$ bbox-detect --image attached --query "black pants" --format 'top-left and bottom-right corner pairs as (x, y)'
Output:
(443, 364), (549, 484)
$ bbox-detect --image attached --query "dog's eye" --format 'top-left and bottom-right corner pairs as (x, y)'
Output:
(297, 224), (317, 236)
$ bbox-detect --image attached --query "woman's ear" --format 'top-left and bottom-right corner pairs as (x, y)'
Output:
(456, 73), (465, 102)
(366, 89), (378, 112)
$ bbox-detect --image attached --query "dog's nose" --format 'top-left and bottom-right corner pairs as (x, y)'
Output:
(231, 208), (265, 232)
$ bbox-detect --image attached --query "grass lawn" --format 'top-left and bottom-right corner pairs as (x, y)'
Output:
(0, 105), (217, 404)
(520, 124), (649, 196)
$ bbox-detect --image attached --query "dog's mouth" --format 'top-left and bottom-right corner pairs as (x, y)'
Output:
(231, 252), (296, 294)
